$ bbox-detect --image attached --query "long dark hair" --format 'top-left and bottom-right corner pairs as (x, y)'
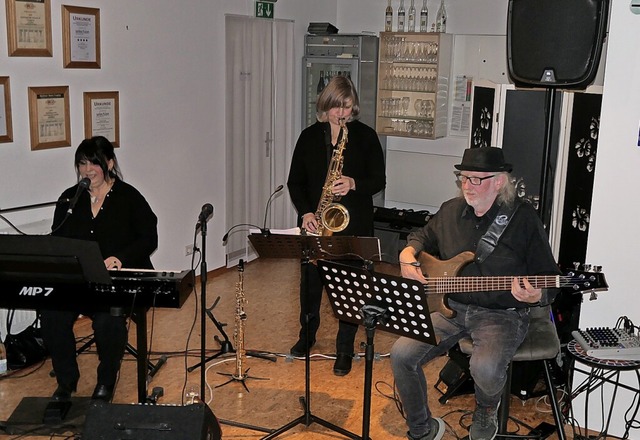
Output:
(74, 136), (122, 181)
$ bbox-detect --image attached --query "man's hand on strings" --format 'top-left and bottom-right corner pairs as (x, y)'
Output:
(399, 247), (428, 284)
(511, 277), (542, 304)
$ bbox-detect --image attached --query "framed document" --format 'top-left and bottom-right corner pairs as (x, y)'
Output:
(0, 77), (13, 143)
(5, 0), (53, 57)
(83, 91), (120, 147)
(62, 5), (100, 68)
(28, 86), (71, 150)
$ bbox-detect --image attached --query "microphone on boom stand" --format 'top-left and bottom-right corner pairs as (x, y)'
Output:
(195, 203), (214, 232)
(67, 177), (91, 214)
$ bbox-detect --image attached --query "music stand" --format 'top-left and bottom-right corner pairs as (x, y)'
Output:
(317, 260), (436, 440)
(248, 232), (381, 440)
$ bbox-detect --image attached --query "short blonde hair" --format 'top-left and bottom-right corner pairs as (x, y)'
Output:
(316, 76), (360, 123)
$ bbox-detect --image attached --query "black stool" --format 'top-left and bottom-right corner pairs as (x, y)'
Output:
(458, 305), (567, 439)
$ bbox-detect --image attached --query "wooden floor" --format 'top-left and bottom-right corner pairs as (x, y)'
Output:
(0, 258), (571, 439)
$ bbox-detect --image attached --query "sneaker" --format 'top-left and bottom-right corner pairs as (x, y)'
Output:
(407, 417), (445, 440)
(469, 403), (499, 440)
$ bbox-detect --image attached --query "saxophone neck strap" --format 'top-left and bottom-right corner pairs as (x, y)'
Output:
(475, 199), (523, 264)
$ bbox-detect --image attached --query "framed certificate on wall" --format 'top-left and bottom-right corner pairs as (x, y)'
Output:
(28, 86), (71, 150)
(62, 5), (100, 68)
(0, 77), (13, 143)
(83, 91), (120, 147)
(5, 0), (53, 57)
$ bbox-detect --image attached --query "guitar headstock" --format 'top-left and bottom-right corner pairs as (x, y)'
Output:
(562, 263), (608, 298)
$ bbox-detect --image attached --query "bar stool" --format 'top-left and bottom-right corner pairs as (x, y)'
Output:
(457, 305), (567, 439)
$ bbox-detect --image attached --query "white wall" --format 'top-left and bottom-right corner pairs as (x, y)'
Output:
(0, 0), (337, 271)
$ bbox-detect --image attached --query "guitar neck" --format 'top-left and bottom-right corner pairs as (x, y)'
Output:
(425, 275), (559, 294)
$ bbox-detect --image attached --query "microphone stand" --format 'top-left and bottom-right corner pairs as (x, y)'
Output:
(199, 216), (208, 401)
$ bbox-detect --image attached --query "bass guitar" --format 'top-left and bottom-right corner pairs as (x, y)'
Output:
(417, 251), (608, 318)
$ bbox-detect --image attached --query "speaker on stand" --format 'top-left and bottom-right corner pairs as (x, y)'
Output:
(505, 0), (610, 399)
(507, 0), (609, 228)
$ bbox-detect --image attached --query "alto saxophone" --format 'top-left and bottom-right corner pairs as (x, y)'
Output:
(232, 259), (247, 380)
(314, 119), (350, 236)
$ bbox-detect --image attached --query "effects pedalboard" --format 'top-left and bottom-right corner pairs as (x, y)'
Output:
(572, 327), (640, 360)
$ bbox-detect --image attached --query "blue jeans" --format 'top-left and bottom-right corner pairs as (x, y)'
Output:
(390, 300), (530, 437)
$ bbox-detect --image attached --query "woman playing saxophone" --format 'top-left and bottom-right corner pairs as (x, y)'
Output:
(287, 76), (386, 376)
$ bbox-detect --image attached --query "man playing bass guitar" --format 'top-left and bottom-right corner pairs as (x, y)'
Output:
(391, 147), (560, 440)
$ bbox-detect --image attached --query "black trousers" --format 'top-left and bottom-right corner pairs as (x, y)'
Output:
(299, 261), (364, 354)
(40, 309), (127, 390)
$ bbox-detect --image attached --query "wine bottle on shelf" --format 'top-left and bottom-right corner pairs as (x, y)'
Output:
(317, 71), (325, 94)
(436, 0), (447, 33)
(385, 0), (393, 32)
(408, 0), (416, 32)
(419, 0), (429, 32)
(397, 0), (406, 32)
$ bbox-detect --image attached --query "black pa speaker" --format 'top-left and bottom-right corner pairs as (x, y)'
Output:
(83, 402), (222, 439)
(507, 0), (609, 89)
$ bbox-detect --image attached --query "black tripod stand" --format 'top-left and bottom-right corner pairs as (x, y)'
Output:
(318, 260), (436, 439)
(249, 233), (381, 440)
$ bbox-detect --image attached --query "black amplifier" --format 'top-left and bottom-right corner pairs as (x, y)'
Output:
(373, 206), (432, 229)
(373, 206), (432, 264)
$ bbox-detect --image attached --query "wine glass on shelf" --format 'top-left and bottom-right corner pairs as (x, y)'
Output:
(414, 99), (423, 117)
(401, 96), (410, 116)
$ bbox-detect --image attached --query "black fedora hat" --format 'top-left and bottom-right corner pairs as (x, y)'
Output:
(454, 147), (513, 173)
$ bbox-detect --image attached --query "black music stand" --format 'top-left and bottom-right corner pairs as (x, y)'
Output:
(249, 232), (381, 440)
(317, 260), (436, 440)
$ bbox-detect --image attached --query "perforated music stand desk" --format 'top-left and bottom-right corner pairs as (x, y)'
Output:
(317, 260), (436, 440)
(248, 233), (380, 440)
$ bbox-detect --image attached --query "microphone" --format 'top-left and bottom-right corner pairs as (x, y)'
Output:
(222, 185), (283, 244)
(67, 177), (91, 214)
(195, 203), (214, 232)
(262, 184), (284, 231)
(222, 223), (262, 244)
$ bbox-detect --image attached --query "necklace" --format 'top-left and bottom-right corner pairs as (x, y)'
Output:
(90, 181), (113, 204)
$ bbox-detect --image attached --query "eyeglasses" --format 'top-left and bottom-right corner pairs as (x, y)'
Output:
(455, 173), (496, 186)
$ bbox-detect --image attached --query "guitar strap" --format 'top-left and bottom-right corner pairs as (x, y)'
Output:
(475, 199), (523, 264)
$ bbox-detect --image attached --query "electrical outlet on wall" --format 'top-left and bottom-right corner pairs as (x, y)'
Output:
(185, 244), (194, 256)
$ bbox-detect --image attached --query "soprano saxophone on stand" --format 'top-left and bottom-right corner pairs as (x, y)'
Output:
(232, 259), (247, 380)
(313, 119), (350, 236)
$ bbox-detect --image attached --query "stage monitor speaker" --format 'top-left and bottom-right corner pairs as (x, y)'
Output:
(83, 402), (222, 439)
(507, 0), (609, 89)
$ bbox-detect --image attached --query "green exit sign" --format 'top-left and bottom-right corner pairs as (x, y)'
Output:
(255, 1), (275, 19)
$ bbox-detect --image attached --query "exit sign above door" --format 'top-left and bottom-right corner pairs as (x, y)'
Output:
(255, 1), (276, 19)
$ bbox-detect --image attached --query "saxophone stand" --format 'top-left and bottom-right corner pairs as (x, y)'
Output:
(248, 233), (381, 440)
(317, 260), (437, 440)
(216, 260), (270, 393)
(187, 279), (276, 375)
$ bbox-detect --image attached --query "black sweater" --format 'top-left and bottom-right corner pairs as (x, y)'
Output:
(287, 120), (386, 236)
(52, 178), (158, 269)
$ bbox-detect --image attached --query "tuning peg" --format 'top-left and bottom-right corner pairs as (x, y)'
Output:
(572, 262), (581, 270)
(589, 291), (598, 301)
(583, 264), (592, 271)
(594, 265), (602, 272)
